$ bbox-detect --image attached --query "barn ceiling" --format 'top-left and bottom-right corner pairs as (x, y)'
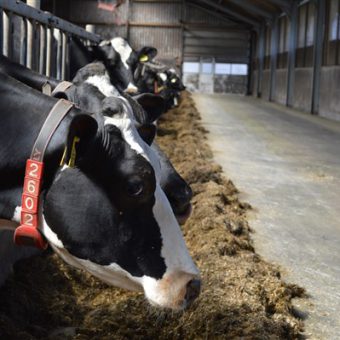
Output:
(188, 0), (292, 29)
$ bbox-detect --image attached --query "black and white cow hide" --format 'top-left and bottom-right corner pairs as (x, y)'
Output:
(0, 56), (193, 225)
(0, 72), (200, 310)
(68, 36), (157, 95)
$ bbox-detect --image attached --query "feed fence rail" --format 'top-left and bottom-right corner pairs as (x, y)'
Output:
(0, 0), (101, 80)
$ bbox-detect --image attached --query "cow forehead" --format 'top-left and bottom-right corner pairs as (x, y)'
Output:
(110, 37), (133, 70)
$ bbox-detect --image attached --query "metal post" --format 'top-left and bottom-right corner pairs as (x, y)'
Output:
(269, 16), (279, 102)
(2, 10), (10, 57)
(0, 9), (3, 53)
(61, 32), (67, 80)
(20, 18), (27, 66)
(26, 0), (40, 69)
(247, 31), (255, 96)
(27, 0), (41, 9)
(311, 0), (326, 115)
(46, 27), (52, 76)
(85, 24), (95, 34)
(26, 19), (33, 68)
(257, 24), (265, 98)
(39, 25), (46, 74)
(286, 1), (298, 107)
(126, 0), (130, 40)
(55, 28), (62, 80)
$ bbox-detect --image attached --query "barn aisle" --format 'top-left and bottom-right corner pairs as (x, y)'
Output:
(193, 93), (340, 339)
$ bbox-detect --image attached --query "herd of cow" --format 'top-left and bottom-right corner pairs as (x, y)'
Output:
(0, 37), (201, 311)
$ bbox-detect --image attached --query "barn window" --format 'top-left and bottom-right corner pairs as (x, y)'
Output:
(183, 62), (199, 73)
(215, 63), (231, 75)
(324, 0), (340, 65)
(296, 2), (315, 68)
(231, 64), (248, 75)
(277, 16), (289, 69)
(201, 62), (213, 74)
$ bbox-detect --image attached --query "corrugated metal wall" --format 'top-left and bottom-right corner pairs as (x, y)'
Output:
(128, 1), (183, 65)
(41, 0), (251, 76)
(183, 4), (249, 63)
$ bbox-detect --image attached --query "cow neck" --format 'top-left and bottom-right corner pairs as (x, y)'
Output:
(14, 99), (74, 250)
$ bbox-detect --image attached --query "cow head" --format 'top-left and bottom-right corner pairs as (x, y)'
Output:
(167, 69), (186, 92)
(42, 107), (200, 310)
(96, 37), (157, 94)
(72, 62), (193, 224)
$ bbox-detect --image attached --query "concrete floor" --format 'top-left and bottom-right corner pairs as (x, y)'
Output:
(193, 93), (340, 340)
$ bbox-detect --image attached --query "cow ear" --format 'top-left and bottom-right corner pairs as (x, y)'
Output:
(133, 93), (165, 123)
(138, 47), (158, 62)
(136, 124), (156, 146)
(64, 114), (98, 166)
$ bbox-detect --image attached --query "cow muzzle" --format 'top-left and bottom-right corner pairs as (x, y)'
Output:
(142, 271), (201, 310)
(124, 83), (139, 94)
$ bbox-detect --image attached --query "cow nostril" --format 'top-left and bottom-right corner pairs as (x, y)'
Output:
(184, 185), (193, 200)
(185, 279), (201, 306)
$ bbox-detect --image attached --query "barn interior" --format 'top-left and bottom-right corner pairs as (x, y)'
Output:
(0, 1), (340, 339)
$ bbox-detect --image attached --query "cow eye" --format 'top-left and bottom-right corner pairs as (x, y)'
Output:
(127, 180), (144, 197)
(171, 78), (177, 83)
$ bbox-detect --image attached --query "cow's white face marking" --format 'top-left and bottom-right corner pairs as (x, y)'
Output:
(110, 37), (132, 70)
(85, 72), (120, 97)
(159, 73), (167, 82)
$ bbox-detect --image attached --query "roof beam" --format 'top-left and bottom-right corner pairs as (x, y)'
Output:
(196, 0), (260, 28)
(267, 0), (292, 14)
(187, 1), (248, 28)
(227, 0), (275, 22)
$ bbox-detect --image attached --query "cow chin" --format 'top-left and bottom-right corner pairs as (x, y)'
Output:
(142, 272), (199, 310)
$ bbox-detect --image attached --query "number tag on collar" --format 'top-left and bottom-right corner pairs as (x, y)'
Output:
(14, 159), (48, 250)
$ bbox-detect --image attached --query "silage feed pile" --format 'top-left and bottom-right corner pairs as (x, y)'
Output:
(0, 92), (305, 339)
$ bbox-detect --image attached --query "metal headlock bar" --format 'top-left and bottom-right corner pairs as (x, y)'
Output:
(0, 0), (101, 42)
(0, 0), (101, 80)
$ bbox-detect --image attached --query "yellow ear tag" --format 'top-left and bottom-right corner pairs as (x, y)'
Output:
(60, 146), (67, 166)
(68, 136), (80, 168)
(139, 54), (149, 62)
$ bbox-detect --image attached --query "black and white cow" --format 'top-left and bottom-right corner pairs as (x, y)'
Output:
(134, 61), (186, 110)
(0, 71), (200, 310)
(69, 36), (157, 94)
(0, 56), (193, 224)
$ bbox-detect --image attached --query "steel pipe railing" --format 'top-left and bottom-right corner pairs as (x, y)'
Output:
(0, 0), (101, 80)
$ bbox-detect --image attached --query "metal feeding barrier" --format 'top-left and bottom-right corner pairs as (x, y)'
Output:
(0, 0), (101, 80)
